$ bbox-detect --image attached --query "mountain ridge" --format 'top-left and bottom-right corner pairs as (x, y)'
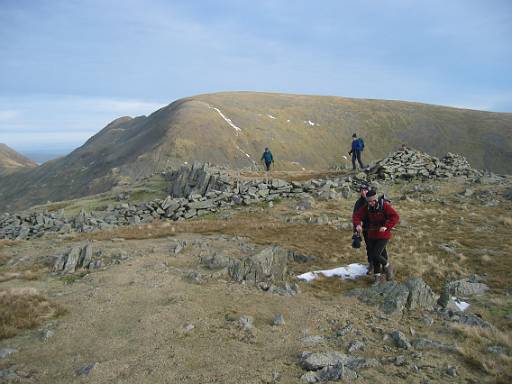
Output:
(0, 91), (511, 212)
(0, 143), (38, 176)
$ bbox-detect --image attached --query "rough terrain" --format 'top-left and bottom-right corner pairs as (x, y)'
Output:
(1, 153), (511, 383)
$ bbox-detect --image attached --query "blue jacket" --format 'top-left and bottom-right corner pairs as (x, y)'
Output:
(351, 138), (364, 152)
(262, 150), (273, 163)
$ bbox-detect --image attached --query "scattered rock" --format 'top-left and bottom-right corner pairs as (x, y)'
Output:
(412, 338), (455, 352)
(394, 355), (407, 366)
(76, 363), (96, 376)
(348, 340), (365, 353)
(239, 315), (254, 331)
(445, 278), (489, 297)
(272, 314), (285, 326)
(335, 323), (353, 338)
(0, 348), (17, 359)
(389, 330), (412, 349)
(41, 329), (55, 342)
(446, 366), (457, 377)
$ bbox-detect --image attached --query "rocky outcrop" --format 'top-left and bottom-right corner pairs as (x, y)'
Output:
(299, 351), (379, 382)
(229, 246), (298, 294)
(53, 243), (100, 273)
(348, 277), (438, 315)
(444, 277), (490, 297)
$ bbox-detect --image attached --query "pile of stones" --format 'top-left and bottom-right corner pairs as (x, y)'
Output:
(367, 148), (492, 181)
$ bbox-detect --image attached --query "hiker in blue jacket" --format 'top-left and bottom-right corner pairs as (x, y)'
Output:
(348, 133), (365, 170)
(261, 147), (274, 171)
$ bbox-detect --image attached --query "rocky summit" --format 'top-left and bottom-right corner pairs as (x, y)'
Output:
(0, 148), (511, 384)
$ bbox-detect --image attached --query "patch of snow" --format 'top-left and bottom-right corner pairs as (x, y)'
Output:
(297, 263), (368, 282)
(267, 114), (276, 119)
(342, 155), (348, 160)
(184, 161), (188, 165)
(209, 105), (242, 133)
(286, 119), (290, 123)
(308, 120), (315, 126)
(453, 297), (470, 311)
(235, 145), (255, 164)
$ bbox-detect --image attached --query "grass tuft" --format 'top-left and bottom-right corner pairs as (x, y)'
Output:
(0, 287), (67, 340)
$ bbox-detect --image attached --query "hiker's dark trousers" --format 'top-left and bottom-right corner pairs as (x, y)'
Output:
(366, 238), (389, 274)
(352, 150), (364, 170)
(363, 232), (387, 264)
(265, 161), (272, 171)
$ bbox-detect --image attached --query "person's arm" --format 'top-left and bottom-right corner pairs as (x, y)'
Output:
(381, 203), (399, 231)
(353, 205), (366, 233)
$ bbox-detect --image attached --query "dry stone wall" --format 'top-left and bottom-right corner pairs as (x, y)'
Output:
(0, 149), (505, 240)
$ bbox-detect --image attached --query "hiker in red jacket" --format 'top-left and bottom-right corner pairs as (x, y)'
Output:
(353, 190), (399, 282)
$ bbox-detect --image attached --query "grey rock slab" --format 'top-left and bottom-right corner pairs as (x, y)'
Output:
(390, 330), (412, 349)
(405, 277), (437, 310)
(228, 246), (288, 287)
(300, 371), (319, 383)
(445, 279), (489, 297)
(317, 363), (358, 382)
(348, 278), (437, 315)
(80, 243), (93, 268)
(300, 351), (379, 371)
(0, 348), (17, 359)
(63, 247), (81, 274)
(335, 324), (353, 338)
(412, 338), (455, 352)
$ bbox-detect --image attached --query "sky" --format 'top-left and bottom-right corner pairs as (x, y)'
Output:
(0, 0), (511, 157)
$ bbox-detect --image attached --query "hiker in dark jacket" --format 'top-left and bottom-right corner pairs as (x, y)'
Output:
(348, 133), (365, 170)
(353, 190), (399, 282)
(352, 185), (388, 275)
(261, 147), (274, 171)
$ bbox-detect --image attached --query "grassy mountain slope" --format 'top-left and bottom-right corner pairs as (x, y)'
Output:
(0, 143), (37, 176)
(0, 92), (511, 212)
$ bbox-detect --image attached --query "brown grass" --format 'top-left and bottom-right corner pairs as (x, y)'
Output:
(0, 270), (42, 283)
(451, 323), (512, 381)
(0, 287), (67, 340)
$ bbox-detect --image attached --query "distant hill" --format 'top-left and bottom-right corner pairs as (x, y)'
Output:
(0, 143), (37, 176)
(0, 92), (511, 212)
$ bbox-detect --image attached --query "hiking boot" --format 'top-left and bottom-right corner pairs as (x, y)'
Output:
(366, 262), (373, 275)
(384, 264), (394, 281)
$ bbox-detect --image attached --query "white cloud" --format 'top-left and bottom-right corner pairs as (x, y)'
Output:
(0, 110), (20, 122)
(0, 94), (168, 150)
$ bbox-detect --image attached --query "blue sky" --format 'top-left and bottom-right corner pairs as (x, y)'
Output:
(0, 0), (511, 155)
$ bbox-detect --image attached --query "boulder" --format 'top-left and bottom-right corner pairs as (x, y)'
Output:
(348, 278), (437, 315)
(228, 246), (288, 288)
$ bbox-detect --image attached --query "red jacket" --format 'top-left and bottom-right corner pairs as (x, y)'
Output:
(353, 202), (399, 240)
